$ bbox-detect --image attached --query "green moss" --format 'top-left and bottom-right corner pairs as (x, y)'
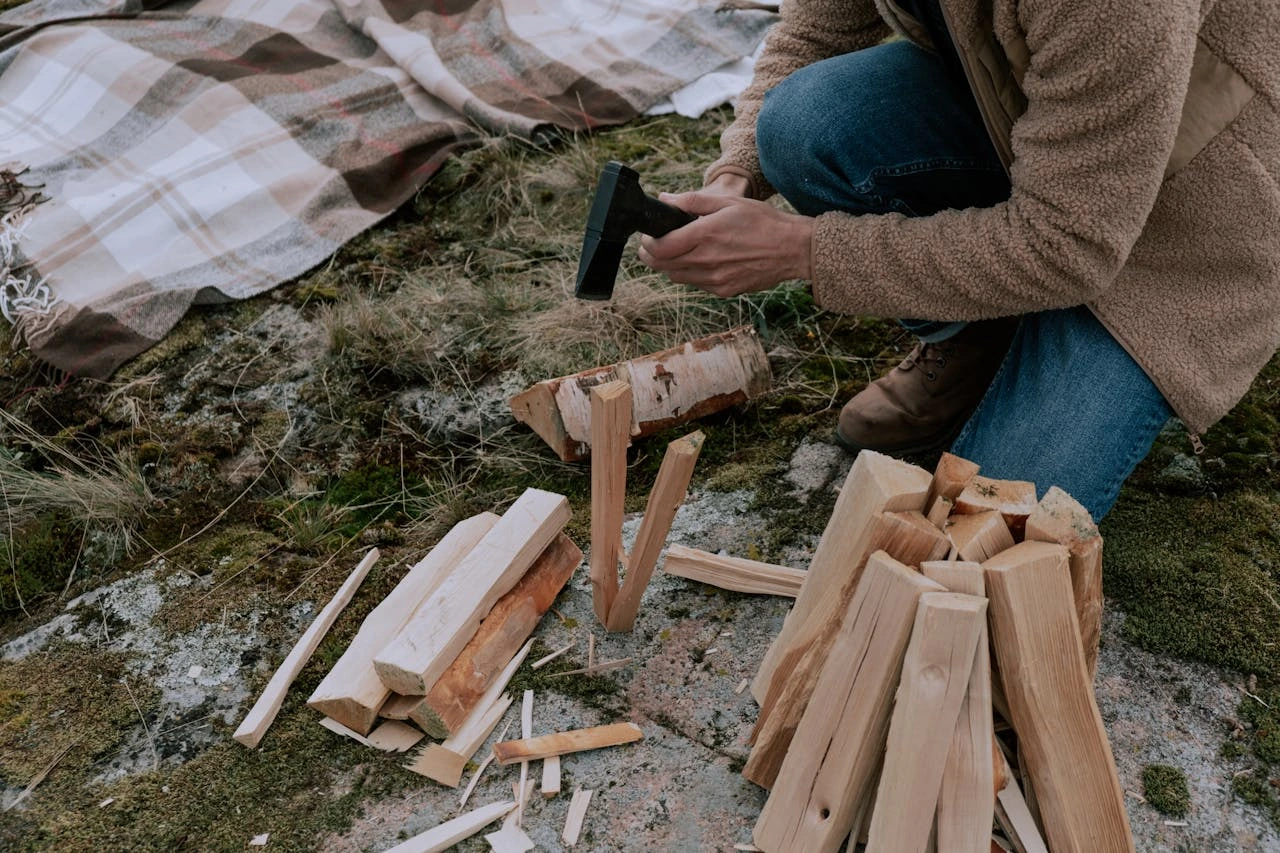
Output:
(0, 514), (83, 612)
(1141, 764), (1191, 818)
(1100, 490), (1280, 677)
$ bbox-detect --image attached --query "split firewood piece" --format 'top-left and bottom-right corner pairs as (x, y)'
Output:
(752, 552), (944, 852)
(366, 720), (425, 753)
(485, 824), (535, 853)
(542, 754), (562, 798)
(866, 592), (986, 852)
(945, 509), (1015, 563)
(413, 533), (581, 739)
(404, 638), (532, 786)
(562, 787), (594, 847)
(515, 690), (533, 827)
(379, 693), (420, 721)
(492, 722), (643, 764)
(663, 544), (806, 598)
(920, 562), (996, 853)
(925, 452), (980, 525)
(994, 749), (1049, 853)
(745, 507), (946, 790)
(310, 515), (497, 734)
(374, 489), (570, 696)
(1024, 486), (1103, 681)
(953, 476), (1038, 537)
(404, 694), (512, 787)
(383, 800), (516, 853)
(234, 548), (380, 748)
(984, 541), (1134, 853)
(752, 450), (932, 704)
(318, 715), (376, 747)
(606, 430), (705, 632)
(510, 325), (771, 462)
(589, 380), (632, 625)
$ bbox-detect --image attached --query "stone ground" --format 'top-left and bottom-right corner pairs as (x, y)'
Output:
(5, 441), (1277, 851)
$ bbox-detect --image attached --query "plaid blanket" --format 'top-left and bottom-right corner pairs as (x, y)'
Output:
(0, 0), (772, 378)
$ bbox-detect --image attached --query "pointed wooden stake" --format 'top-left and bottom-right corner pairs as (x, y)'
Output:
(607, 430), (705, 632)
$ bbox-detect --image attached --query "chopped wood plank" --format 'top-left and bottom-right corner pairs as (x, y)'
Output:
(542, 754), (562, 798)
(562, 788), (594, 847)
(606, 431), (706, 632)
(946, 509), (1015, 563)
(374, 490), (569, 696)
(1024, 486), (1103, 681)
(925, 452), (980, 517)
(379, 693), (420, 721)
(663, 544), (805, 598)
(920, 562), (996, 853)
(310, 516), (497, 734)
(531, 642), (575, 670)
(753, 552), (944, 852)
(866, 592), (986, 853)
(423, 638), (531, 752)
(752, 451), (932, 703)
(366, 720), (424, 753)
(484, 825), (535, 853)
(953, 476), (1038, 536)
(404, 693), (514, 787)
(414, 533), (581, 738)
(383, 800), (516, 853)
(984, 541), (1133, 853)
(493, 722), (643, 765)
(234, 548), (379, 748)
(510, 325), (771, 462)
(589, 381), (631, 624)
(746, 507), (947, 789)
(926, 495), (952, 529)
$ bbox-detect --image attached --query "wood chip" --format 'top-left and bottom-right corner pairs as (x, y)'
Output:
(383, 800), (515, 853)
(562, 788), (594, 847)
(530, 642), (575, 670)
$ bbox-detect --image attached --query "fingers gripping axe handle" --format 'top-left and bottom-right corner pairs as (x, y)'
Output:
(574, 161), (696, 300)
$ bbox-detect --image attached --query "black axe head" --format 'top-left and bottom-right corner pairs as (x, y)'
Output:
(574, 161), (695, 300)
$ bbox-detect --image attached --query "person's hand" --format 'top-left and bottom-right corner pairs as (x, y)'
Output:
(702, 172), (750, 198)
(638, 191), (813, 297)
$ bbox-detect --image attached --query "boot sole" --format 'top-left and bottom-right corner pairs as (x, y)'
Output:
(830, 422), (963, 460)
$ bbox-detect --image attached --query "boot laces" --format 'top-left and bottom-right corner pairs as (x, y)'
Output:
(899, 342), (952, 381)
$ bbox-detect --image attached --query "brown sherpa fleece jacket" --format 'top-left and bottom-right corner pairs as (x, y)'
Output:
(707, 0), (1280, 436)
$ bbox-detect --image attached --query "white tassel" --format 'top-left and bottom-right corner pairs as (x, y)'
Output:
(0, 209), (57, 325)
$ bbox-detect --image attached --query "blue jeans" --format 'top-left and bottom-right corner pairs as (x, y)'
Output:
(755, 40), (1172, 520)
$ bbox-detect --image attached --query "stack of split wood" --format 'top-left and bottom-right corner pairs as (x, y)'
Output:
(748, 450), (1130, 853)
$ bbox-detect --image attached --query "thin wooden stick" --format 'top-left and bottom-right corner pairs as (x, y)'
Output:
(234, 548), (379, 748)
(383, 800), (515, 853)
(544, 657), (633, 678)
(530, 642), (575, 670)
(493, 722), (643, 764)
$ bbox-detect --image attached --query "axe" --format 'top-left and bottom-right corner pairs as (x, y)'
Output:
(574, 161), (696, 300)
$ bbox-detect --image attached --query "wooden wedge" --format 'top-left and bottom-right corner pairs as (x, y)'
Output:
(946, 509), (1015, 563)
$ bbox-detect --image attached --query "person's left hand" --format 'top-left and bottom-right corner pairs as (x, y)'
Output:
(638, 190), (813, 297)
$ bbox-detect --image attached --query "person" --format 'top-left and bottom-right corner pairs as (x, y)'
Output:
(638, 0), (1278, 522)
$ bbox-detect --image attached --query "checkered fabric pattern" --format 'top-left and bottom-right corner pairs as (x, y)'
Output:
(0, 0), (772, 377)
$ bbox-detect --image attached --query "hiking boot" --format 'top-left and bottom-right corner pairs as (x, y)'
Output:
(834, 318), (1019, 456)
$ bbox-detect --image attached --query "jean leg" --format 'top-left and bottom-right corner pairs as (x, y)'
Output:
(756, 40), (1009, 218)
(950, 307), (1172, 521)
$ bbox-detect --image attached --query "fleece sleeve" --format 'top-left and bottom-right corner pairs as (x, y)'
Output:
(808, 0), (1202, 321)
(705, 0), (889, 199)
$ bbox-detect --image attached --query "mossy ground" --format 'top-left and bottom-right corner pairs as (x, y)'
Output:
(0, 96), (1277, 849)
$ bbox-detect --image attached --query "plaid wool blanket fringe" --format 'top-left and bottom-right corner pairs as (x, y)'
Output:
(0, 0), (773, 378)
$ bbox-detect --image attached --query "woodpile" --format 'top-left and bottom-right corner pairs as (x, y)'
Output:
(748, 450), (1130, 853)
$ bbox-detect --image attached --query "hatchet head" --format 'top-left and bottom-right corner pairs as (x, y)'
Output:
(574, 161), (696, 300)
